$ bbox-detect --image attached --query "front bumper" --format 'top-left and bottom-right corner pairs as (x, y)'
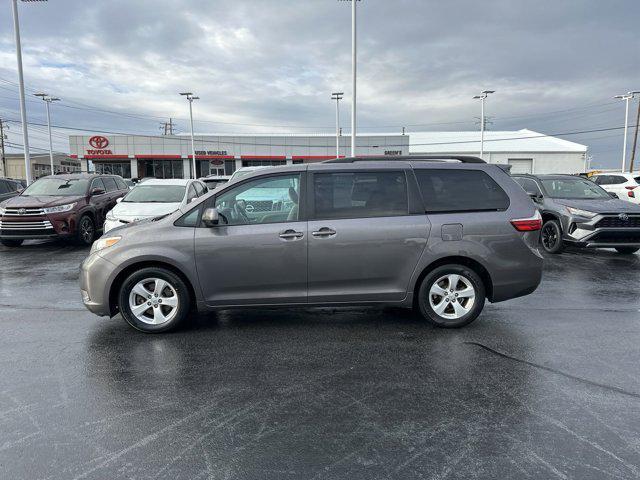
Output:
(79, 252), (117, 317)
(0, 212), (77, 239)
(563, 213), (640, 248)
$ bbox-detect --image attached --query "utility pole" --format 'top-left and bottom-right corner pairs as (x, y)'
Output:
(331, 92), (343, 158)
(160, 118), (176, 135)
(630, 98), (640, 173)
(0, 119), (8, 178)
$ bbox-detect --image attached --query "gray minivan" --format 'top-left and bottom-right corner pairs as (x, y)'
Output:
(80, 156), (543, 333)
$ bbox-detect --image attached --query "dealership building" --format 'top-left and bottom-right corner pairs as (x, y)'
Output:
(69, 134), (409, 179)
(68, 129), (587, 179)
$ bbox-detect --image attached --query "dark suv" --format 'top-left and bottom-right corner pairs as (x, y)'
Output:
(0, 174), (129, 247)
(80, 156), (544, 332)
(513, 174), (640, 254)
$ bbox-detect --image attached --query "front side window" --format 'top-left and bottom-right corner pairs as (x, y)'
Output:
(123, 185), (187, 203)
(102, 177), (118, 192)
(215, 174), (301, 225)
(313, 171), (408, 220)
(415, 169), (509, 213)
(541, 178), (611, 199)
(23, 178), (90, 197)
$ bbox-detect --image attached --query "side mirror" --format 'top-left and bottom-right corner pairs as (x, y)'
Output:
(116, 197), (123, 203)
(609, 191), (619, 199)
(528, 192), (543, 202)
(91, 187), (106, 196)
(202, 207), (220, 227)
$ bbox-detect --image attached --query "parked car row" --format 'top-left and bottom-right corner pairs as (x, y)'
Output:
(79, 156), (544, 333)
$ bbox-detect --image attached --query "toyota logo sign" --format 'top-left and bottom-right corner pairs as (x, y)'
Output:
(89, 136), (109, 149)
(618, 213), (629, 221)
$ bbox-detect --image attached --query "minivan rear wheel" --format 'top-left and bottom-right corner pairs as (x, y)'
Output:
(417, 265), (485, 328)
(118, 267), (191, 333)
(1, 239), (23, 247)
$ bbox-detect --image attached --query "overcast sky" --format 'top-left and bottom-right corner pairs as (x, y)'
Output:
(0, 0), (639, 168)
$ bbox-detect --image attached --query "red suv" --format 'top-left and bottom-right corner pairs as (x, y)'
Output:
(0, 174), (129, 247)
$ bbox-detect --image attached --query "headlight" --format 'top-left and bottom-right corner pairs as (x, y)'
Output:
(90, 236), (121, 254)
(0, 206), (6, 215)
(105, 210), (117, 221)
(44, 202), (76, 214)
(566, 207), (597, 218)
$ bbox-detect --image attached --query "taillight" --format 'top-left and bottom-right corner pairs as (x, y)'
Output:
(626, 186), (637, 198)
(511, 211), (542, 231)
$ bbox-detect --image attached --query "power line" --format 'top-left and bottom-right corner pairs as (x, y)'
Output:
(4, 117), (637, 149)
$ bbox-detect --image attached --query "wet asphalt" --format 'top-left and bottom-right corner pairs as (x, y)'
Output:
(1, 240), (640, 480)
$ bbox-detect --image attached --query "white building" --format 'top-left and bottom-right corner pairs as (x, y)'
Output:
(409, 129), (588, 174)
(69, 134), (409, 179)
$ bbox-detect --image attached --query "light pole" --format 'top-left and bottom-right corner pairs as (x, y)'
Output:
(473, 90), (495, 160)
(331, 92), (344, 158)
(34, 93), (60, 175)
(614, 91), (640, 172)
(180, 92), (199, 179)
(339, 0), (359, 157)
(11, 0), (43, 185)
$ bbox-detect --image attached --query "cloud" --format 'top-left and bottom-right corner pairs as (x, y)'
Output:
(0, 0), (638, 167)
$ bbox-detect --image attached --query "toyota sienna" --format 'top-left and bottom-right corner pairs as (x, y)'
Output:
(80, 156), (543, 332)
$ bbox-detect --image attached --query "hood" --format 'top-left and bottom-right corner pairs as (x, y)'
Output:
(3, 195), (84, 208)
(554, 198), (640, 214)
(110, 201), (181, 221)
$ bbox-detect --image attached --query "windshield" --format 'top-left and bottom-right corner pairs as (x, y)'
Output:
(541, 178), (611, 199)
(123, 185), (186, 203)
(22, 178), (89, 196)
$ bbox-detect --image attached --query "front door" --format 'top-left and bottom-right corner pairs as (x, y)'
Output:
(307, 170), (429, 303)
(195, 172), (307, 306)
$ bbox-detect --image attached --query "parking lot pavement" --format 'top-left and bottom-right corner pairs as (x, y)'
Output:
(1, 241), (640, 479)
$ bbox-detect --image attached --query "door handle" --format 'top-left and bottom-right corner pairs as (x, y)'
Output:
(312, 227), (336, 237)
(279, 229), (304, 240)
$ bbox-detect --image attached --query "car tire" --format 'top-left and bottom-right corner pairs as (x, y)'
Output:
(615, 247), (639, 255)
(540, 219), (564, 254)
(118, 267), (191, 333)
(0, 239), (23, 247)
(75, 215), (96, 246)
(417, 264), (486, 328)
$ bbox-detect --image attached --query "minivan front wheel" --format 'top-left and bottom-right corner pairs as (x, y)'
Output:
(417, 265), (485, 328)
(118, 267), (191, 333)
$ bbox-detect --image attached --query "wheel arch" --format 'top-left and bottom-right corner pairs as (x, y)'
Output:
(412, 256), (494, 304)
(108, 261), (197, 317)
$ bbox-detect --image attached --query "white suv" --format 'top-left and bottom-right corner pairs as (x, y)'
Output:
(591, 173), (640, 204)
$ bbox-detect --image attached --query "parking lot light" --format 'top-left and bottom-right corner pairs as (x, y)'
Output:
(180, 92), (199, 179)
(34, 93), (60, 176)
(615, 91), (640, 173)
(473, 90), (495, 160)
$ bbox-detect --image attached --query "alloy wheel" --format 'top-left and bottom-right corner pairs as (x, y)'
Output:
(428, 273), (476, 320)
(128, 278), (179, 325)
(541, 224), (557, 250)
(80, 218), (94, 243)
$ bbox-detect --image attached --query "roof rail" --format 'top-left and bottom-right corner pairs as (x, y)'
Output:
(324, 155), (486, 164)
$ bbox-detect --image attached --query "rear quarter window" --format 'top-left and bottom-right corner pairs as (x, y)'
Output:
(415, 169), (509, 213)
